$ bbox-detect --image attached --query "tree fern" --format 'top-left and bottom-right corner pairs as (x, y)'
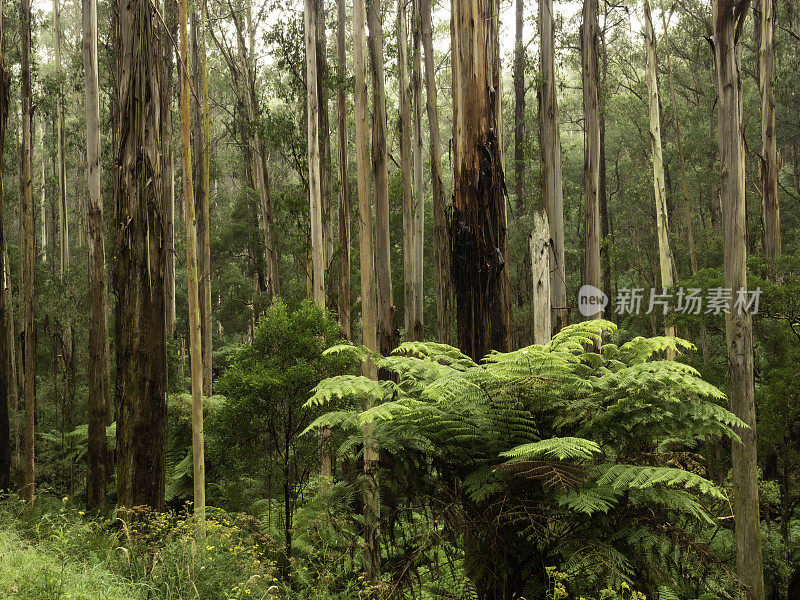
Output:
(306, 322), (744, 598)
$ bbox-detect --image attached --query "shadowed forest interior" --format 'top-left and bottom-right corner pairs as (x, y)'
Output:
(0, 0), (798, 598)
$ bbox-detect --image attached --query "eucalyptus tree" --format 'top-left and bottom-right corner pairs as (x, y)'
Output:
(114, 0), (168, 510)
(713, 0), (765, 596)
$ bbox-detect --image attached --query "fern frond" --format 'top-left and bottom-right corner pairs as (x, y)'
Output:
(500, 437), (601, 461)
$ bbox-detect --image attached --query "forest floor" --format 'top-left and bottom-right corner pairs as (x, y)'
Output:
(0, 526), (139, 599)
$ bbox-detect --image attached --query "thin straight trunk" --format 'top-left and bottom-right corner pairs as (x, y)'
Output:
(200, 1), (212, 395)
(178, 0), (206, 525)
(317, 0), (334, 309)
(398, 0), (414, 338)
(191, 10), (212, 397)
(759, 0), (780, 260)
(713, 1), (765, 598)
(643, 0), (676, 344)
(450, 0), (511, 360)
(4, 252), (17, 465)
(114, 0), (168, 511)
(420, 0), (451, 344)
(0, 0), (10, 492)
(368, 0), (397, 357)
(306, 0), (325, 308)
(54, 0), (68, 279)
(411, 0), (424, 341)
(83, 0), (110, 509)
(39, 122), (46, 263)
(660, 4), (698, 275)
(513, 0), (524, 212)
(354, 0), (380, 581)
(336, 0), (351, 339)
(539, 0), (567, 335)
(305, 0), (331, 480)
(163, 0), (177, 336)
(21, 0), (35, 503)
(581, 0), (602, 319)
(599, 20), (611, 308)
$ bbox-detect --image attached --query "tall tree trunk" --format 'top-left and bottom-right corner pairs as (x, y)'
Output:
(368, 0), (398, 358)
(38, 121), (46, 264)
(643, 0), (676, 343)
(354, 0), (380, 581)
(713, 2), (765, 598)
(759, 0), (780, 261)
(336, 0), (351, 339)
(514, 0), (524, 212)
(411, 0), (424, 341)
(83, 0), (111, 509)
(660, 4), (698, 275)
(192, 9), (212, 397)
(420, 0), (451, 344)
(54, 0), (68, 279)
(179, 0), (206, 525)
(304, 0), (331, 480)
(163, 0), (177, 336)
(398, 0), (414, 339)
(20, 0), (35, 504)
(450, 0), (511, 360)
(316, 0), (334, 309)
(200, 1), (212, 396)
(599, 18), (611, 309)
(0, 0), (10, 493)
(114, 0), (168, 510)
(539, 0), (567, 335)
(306, 0), (324, 309)
(581, 0), (602, 319)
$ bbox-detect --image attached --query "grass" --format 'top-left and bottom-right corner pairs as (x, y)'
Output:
(0, 526), (141, 600)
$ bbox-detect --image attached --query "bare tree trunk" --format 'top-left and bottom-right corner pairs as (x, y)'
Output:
(0, 0), (10, 492)
(38, 121), (46, 264)
(54, 0), (69, 280)
(114, 0), (168, 510)
(163, 0), (177, 336)
(192, 9), (212, 397)
(530, 211), (551, 345)
(179, 0), (206, 526)
(581, 0), (602, 319)
(660, 4), (698, 275)
(643, 0), (676, 344)
(759, 0), (780, 261)
(306, 0), (324, 309)
(354, 0), (380, 581)
(450, 0), (511, 360)
(368, 0), (398, 358)
(83, 0), (111, 509)
(421, 0), (451, 344)
(411, 0), (424, 341)
(304, 0), (331, 480)
(539, 0), (567, 335)
(713, 1), (765, 598)
(20, 0), (35, 504)
(316, 0), (334, 309)
(336, 0), (351, 339)
(514, 0), (524, 212)
(398, 0), (414, 339)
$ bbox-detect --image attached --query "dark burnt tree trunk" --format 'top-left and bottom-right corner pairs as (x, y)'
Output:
(450, 0), (512, 361)
(114, 0), (168, 511)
